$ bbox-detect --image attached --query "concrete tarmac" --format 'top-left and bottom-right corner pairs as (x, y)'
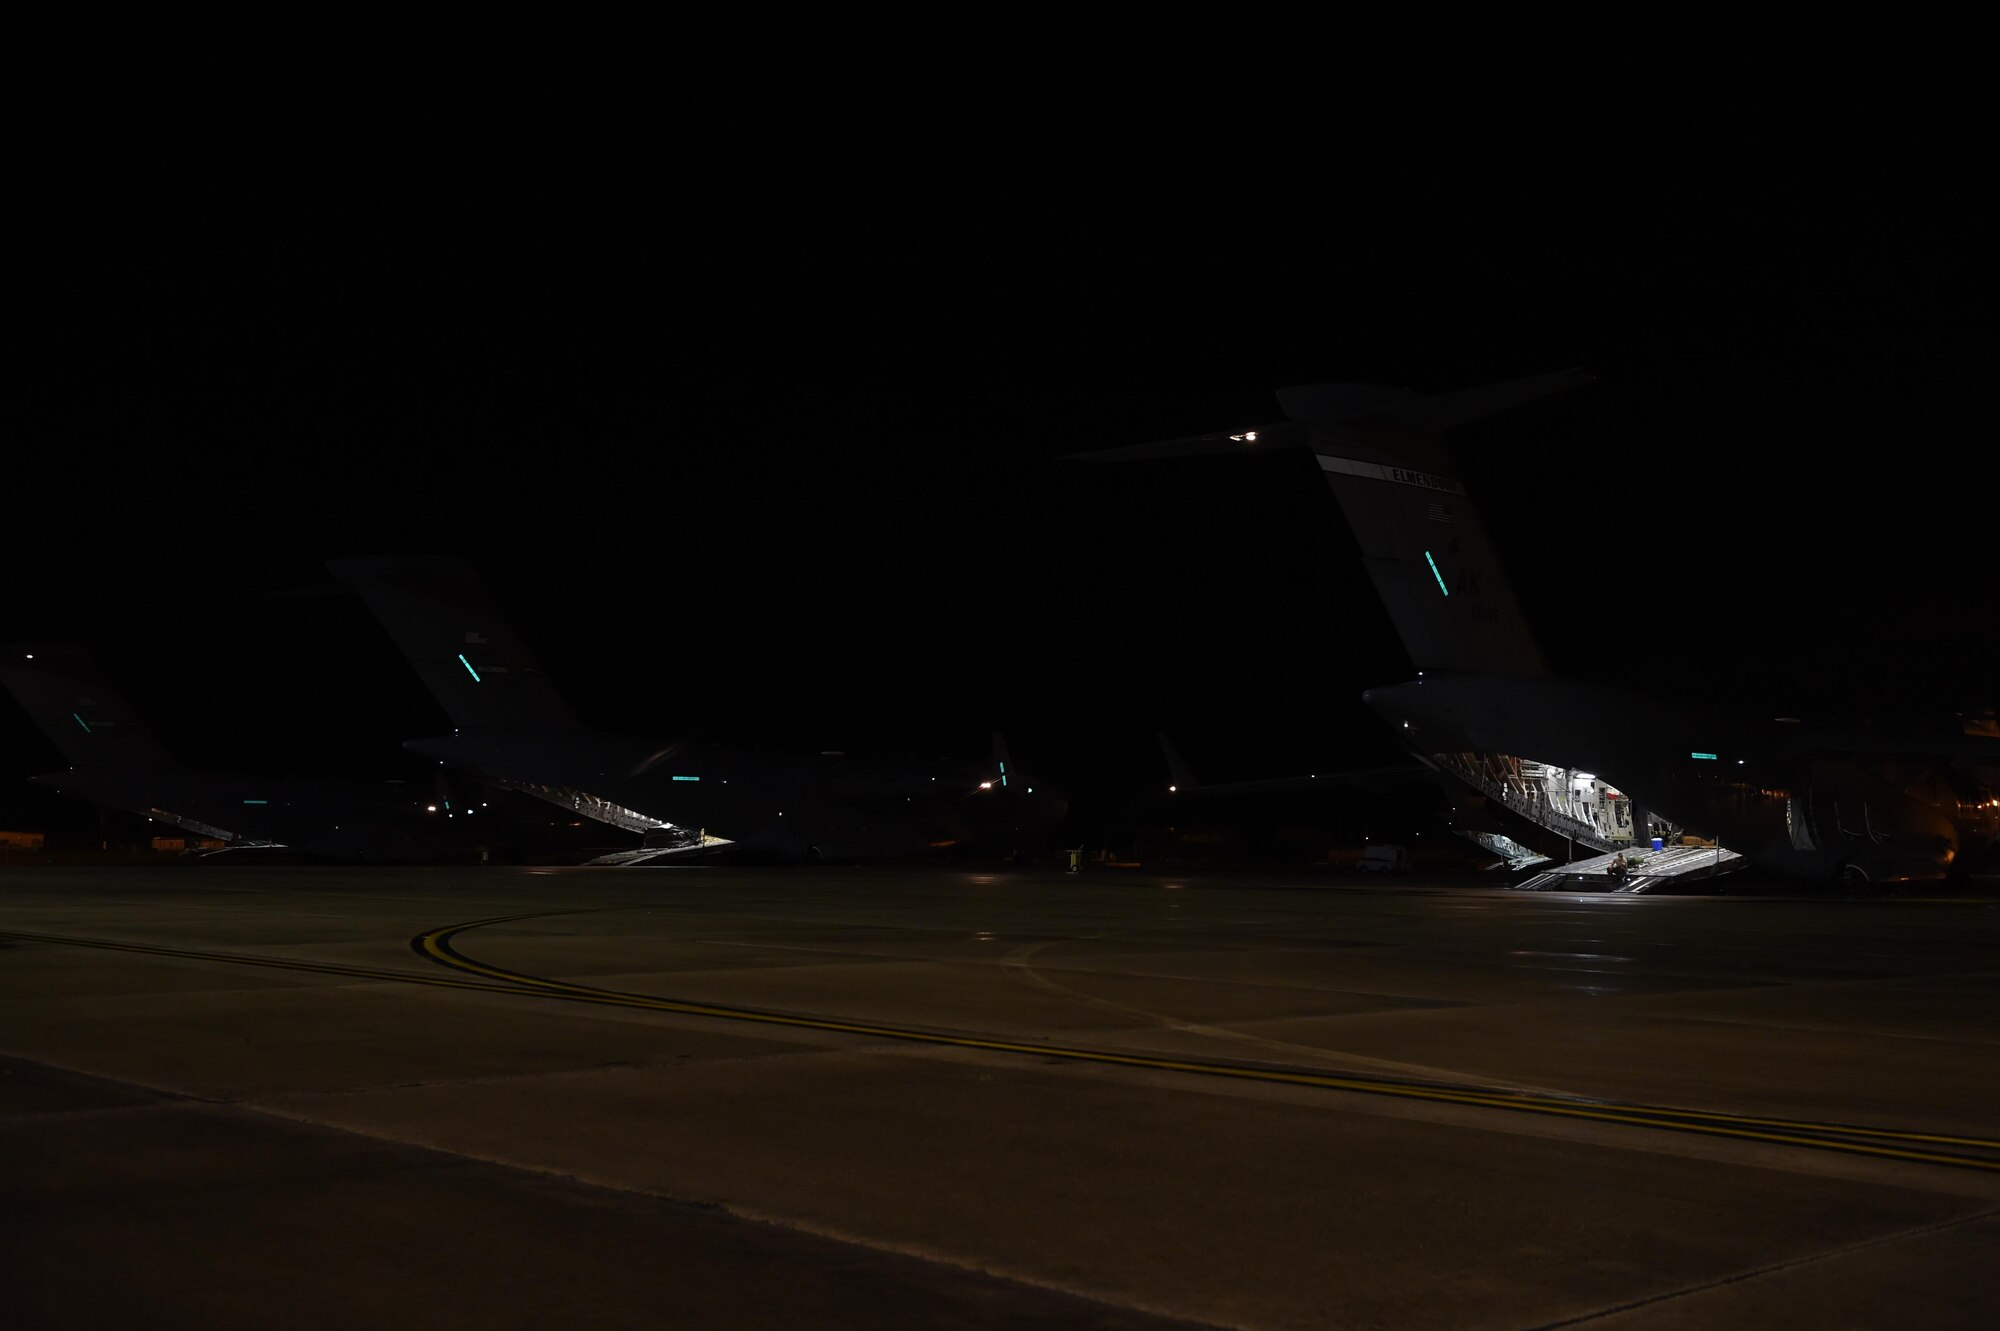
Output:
(2, 865), (1996, 1329)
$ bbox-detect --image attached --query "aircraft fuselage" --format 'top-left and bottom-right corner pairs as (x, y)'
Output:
(1363, 674), (2000, 885)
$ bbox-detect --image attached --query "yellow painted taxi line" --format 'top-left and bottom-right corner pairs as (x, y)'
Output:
(7, 921), (1991, 1173)
(3, 928), (524, 996)
(413, 916), (2000, 1171)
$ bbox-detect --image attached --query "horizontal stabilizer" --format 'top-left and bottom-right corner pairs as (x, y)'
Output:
(1277, 368), (1593, 432)
(0, 642), (177, 769)
(1064, 421), (1305, 463)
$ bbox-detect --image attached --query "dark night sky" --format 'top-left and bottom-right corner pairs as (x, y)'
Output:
(9, 184), (1996, 835)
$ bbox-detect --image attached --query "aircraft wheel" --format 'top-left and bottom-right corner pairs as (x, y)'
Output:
(1836, 863), (1871, 894)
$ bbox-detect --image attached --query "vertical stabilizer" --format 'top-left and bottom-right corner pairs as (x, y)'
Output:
(327, 557), (582, 733)
(1282, 370), (1590, 677)
(1066, 369), (1588, 678)
(1157, 732), (1198, 792)
(0, 643), (178, 769)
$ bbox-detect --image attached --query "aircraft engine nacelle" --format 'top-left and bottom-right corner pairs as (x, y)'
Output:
(1760, 758), (1968, 886)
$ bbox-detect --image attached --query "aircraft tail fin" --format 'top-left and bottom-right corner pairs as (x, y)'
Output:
(992, 732), (1017, 788)
(1297, 370), (1590, 677)
(327, 557), (583, 734)
(0, 643), (179, 770)
(1067, 369), (1589, 677)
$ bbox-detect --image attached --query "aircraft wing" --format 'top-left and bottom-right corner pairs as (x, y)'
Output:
(1769, 715), (2000, 764)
